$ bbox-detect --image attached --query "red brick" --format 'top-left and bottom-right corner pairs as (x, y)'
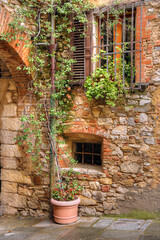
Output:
(103, 149), (112, 152)
(101, 185), (110, 192)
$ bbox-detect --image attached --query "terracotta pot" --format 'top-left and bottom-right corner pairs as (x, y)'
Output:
(51, 196), (80, 224)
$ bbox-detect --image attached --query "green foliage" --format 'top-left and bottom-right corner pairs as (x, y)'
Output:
(2, 0), (93, 169)
(84, 54), (126, 106)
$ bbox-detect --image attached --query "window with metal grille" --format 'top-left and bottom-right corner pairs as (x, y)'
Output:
(74, 142), (102, 165)
(72, 0), (143, 90)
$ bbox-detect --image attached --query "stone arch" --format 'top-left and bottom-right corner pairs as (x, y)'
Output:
(0, 3), (30, 67)
(0, 39), (32, 216)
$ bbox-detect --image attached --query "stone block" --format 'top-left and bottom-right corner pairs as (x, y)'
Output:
(122, 179), (134, 187)
(112, 126), (127, 136)
(92, 108), (100, 117)
(128, 99), (138, 105)
(2, 104), (17, 117)
(1, 130), (17, 144)
(28, 201), (38, 209)
(98, 118), (113, 125)
(100, 178), (112, 185)
(40, 202), (50, 211)
(1, 144), (22, 157)
(1, 158), (18, 169)
(1, 117), (21, 130)
(89, 181), (101, 190)
(20, 211), (29, 217)
(18, 186), (33, 196)
(120, 162), (139, 174)
(127, 117), (135, 126)
(140, 100), (151, 106)
(3, 206), (18, 215)
(111, 146), (123, 158)
(82, 189), (92, 199)
(103, 202), (115, 210)
(108, 166), (119, 175)
(1, 192), (27, 208)
(1, 169), (32, 185)
(138, 182), (147, 188)
(2, 182), (17, 193)
(5, 92), (12, 103)
(79, 196), (97, 206)
(8, 81), (17, 90)
(92, 191), (106, 202)
(119, 117), (127, 124)
(140, 113), (148, 122)
(144, 137), (156, 145)
(116, 186), (129, 194)
(81, 207), (96, 216)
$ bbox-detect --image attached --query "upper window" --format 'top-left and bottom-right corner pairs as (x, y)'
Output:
(73, 142), (102, 166)
(72, 1), (143, 89)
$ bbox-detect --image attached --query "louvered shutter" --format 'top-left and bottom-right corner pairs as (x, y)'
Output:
(72, 20), (85, 84)
(85, 13), (92, 77)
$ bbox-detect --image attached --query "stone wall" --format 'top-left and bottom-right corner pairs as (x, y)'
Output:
(58, 0), (160, 215)
(60, 80), (160, 215)
(0, 0), (160, 217)
(0, 73), (50, 216)
(0, 42), (50, 216)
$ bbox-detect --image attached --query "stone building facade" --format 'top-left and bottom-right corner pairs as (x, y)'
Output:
(0, 0), (160, 217)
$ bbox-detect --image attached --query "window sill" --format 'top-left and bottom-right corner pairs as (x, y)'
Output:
(62, 164), (105, 177)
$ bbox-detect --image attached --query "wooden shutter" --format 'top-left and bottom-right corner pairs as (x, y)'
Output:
(72, 20), (85, 84)
(85, 13), (92, 77)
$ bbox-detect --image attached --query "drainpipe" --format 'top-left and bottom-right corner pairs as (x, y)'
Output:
(50, 10), (56, 199)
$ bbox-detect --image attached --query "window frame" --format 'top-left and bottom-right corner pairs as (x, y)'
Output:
(73, 142), (102, 166)
(83, 0), (144, 90)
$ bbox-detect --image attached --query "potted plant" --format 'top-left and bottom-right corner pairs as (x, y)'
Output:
(51, 171), (82, 224)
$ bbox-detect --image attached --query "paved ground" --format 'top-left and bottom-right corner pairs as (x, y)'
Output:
(0, 216), (160, 240)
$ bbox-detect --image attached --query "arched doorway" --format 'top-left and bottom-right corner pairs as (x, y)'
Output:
(0, 40), (32, 216)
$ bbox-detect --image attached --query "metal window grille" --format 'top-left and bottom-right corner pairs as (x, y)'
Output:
(74, 142), (102, 165)
(80, 0), (143, 89)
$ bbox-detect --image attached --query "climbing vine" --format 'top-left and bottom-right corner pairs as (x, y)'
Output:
(1, 0), (93, 171)
(1, 0), (131, 187)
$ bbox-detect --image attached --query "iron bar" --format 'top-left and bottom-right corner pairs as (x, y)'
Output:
(131, 2), (134, 89)
(91, 12), (94, 74)
(114, 17), (117, 79)
(139, 0), (142, 84)
(84, 20), (86, 79)
(92, 144), (94, 165)
(89, 49), (141, 56)
(75, 152), (101, 156)
(82, 143), (84, 164)
(86, 40), (142, 49)
(123, 5), (126, 86)
(106, 8), (109, 72)
(99, 13), (101, 68)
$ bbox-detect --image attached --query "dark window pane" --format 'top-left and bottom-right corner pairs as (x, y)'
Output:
(84, 143), (92, 153)
(74, 142), (102, 166)
(75, 153), (82, 163)
(94, 155), (101, 165)
(84, 154), (92, 164)
(76, 143), (82, 152)
(94, 143), (101, 154)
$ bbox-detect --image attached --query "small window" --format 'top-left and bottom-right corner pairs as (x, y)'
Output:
(74, 142), (102, 165)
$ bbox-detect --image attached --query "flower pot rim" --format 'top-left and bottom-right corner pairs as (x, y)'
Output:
(51, 196), (80, 207)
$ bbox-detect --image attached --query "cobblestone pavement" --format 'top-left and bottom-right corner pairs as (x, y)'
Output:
(0, 216), (160, 240)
